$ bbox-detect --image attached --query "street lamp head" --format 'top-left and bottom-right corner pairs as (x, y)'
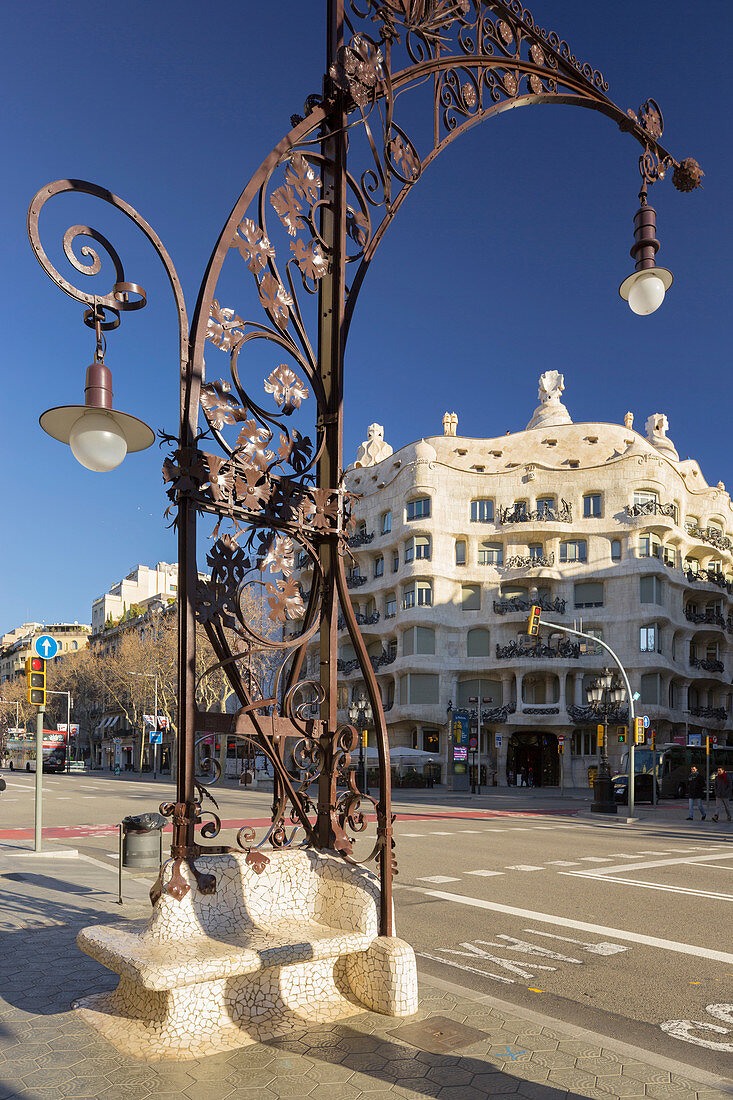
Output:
(39, 309), (154, 472)
(619, 192), (673, 316)
(600, 671), (613, 691)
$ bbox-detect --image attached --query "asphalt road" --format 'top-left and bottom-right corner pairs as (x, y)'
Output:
(2, 769), (732, 1080)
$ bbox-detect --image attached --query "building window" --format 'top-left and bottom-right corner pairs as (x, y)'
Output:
(423, 729), (439, 753)
(686, 516), (699, 534)
(634, 489), (659, 508)
(574, 581), (603, 608)
(467, 628), (490, 657)
(392, 551), (399, 572)
(512, 500), (528, 519)
(579, 628), (603, 656)
(400, 673), (440, 705)
(571, 731), (594, 756)
(640, 624), (661, 652)
(640, 673), (660, 706)
(611, 539), (621, 561)
(374, 555), (384, 578)
(560, 539), (587, 562)
(455, 539), (467, 566)
(528, 543), (543, 561)
(385, 594), (397, 618)
(337, 685), (348, 709)
(536, 497), (556, 519)
(684, 557), (699, 575)
(461, 584), (481, 611)
(387, 639), (397, 660)
(405, 535), (430, 563)
(402, 580), (432, 609)
(640, 575), (663, 604)
(380, 510), (391, 535)
(478, 542), (503, 566)
(406, 497), (431, 521)
(583, 493), (602, 518)
(403, 626), (436, 656)
(661, 545), (676, 567)
(470, 499), (494, 523)
(639, 531), (661, 558)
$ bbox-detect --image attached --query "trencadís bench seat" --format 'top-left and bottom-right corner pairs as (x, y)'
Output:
(74, 848), (417, 1060)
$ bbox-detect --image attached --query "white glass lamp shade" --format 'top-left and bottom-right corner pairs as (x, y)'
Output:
(619, 267), (673, 316)
(68, 411), (128, 472)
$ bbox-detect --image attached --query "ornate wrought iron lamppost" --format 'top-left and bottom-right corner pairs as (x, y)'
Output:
(587, 669), (625, 814)
(27, 0), (701, 935)
(348, 696), (371, 795)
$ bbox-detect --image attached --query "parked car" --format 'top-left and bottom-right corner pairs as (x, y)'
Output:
(612, 772), (660, 804)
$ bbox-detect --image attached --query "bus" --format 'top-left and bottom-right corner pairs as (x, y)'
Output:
(621, 742), (733, 798)
(6, 732), (66, 772)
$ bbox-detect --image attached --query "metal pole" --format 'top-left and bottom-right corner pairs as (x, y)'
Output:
(706, 735), (711, 815)
(536, 618), (636, 817)
(477, 696), (482, 795)
(34, 706), (44, 852)
(117, 823), (123, 905)
(67, 692), (71, 774)
(154, 674), (158, 781)
(652, 730), (657, 808)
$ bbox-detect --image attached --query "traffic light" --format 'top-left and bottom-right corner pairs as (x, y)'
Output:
(634, 716), (645, 744)
(25, 655), (45, 706)
(361, 730), (368, 750)
(617, 726), (627, 743)
(527, 605), (541, 636)
(596, 724), (604, 748)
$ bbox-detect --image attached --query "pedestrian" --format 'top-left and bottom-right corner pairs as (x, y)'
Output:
(712, 767), (732, 822)
(686, 765), (706, 820)
(527, 766), (534, 788)
(0, 776), (5, 795)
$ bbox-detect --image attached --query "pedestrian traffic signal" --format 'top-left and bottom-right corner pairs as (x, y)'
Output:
(25, 655), (45, 706)
(634, 716), (645, 744)
(527, 605), (541, 636)
(617, 726), (627, 743)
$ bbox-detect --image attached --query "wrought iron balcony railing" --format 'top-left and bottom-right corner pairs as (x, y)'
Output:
(496, 640), (580, 660)
(338, 649), (397, 675)
(348, 529), (375, 548)
(522, 706), (560, 715)
(346, 573), (367, 589)
(684, 568), (732, 594)
(567, 703), (629, 724)
(625, 500), (678, 521)
(337, 610), (380, 630)
(460, 702), (517, 723)
(690, 656), (725, 673)
(493, 596), (566, 616)
(498, 500), (572, 525)
(503, 553), (555, 569)
(688, 705), (727, 721)
(685, 525), (733, 552)
(685, 607), (725, 628)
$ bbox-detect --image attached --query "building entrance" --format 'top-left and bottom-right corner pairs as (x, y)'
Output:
(507, 732), (559, 788)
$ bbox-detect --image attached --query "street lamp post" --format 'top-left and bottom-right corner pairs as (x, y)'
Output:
(468, 696), (491, 795)
(587, 669), (625, 814)
(348, 698), (371, 796)
(27, 2), (700, 929)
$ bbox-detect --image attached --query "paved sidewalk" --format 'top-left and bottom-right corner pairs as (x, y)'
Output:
(1, 843), (731, 1100)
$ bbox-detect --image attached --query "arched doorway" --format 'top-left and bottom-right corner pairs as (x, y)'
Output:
(507, 732), (559, 788)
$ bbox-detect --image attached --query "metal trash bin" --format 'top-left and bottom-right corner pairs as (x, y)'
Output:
(121, 812), (166, 871)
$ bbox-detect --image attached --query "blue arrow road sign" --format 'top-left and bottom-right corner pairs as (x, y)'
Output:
(34, 634), (59, 660)
(642, 716), (650, 728)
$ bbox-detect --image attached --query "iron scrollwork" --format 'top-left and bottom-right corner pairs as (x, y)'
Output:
(28, 1), (701, 937)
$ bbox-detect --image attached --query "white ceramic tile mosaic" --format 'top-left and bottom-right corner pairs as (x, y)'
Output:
(75, 848), (418, 1060)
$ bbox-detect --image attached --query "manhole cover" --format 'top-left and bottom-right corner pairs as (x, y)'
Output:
(389, 1014), (488, 1054)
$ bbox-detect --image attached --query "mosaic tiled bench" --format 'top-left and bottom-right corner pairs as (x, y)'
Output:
(74, 848), (418, 1060)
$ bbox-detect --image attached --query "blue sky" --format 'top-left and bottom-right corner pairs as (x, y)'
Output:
(1, 1), (730, 632)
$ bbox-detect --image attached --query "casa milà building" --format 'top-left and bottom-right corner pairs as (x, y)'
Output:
(292, 373), (733, 788)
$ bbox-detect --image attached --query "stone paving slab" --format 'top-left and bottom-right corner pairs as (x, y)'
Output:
(1, 849), (732, 1100)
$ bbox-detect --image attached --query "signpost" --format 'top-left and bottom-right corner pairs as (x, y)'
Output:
(27, 636), (59, 852)
(34, 634), (59, 660)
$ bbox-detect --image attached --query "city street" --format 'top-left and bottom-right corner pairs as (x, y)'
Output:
(2, 771), (732, 1082)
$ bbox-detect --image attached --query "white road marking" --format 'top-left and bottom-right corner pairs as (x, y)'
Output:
(457, 830), (480, 834)
(524, 930), (627, 956)
(430, 831), (454, 836)
(418, 951), (514, 985)
(399, 833), (423, 837)
(417, 875), (461, 884)
(397, 884), (733, 964)
(465, 870), (505, 877)
(505, 865), (544, 871)
(575, 852), (733, 875)
(579, 857), (613, 863)
(560, 870), (733, 902)
(546, 860), (579, 867)
(660, 1005), (733, 1052)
